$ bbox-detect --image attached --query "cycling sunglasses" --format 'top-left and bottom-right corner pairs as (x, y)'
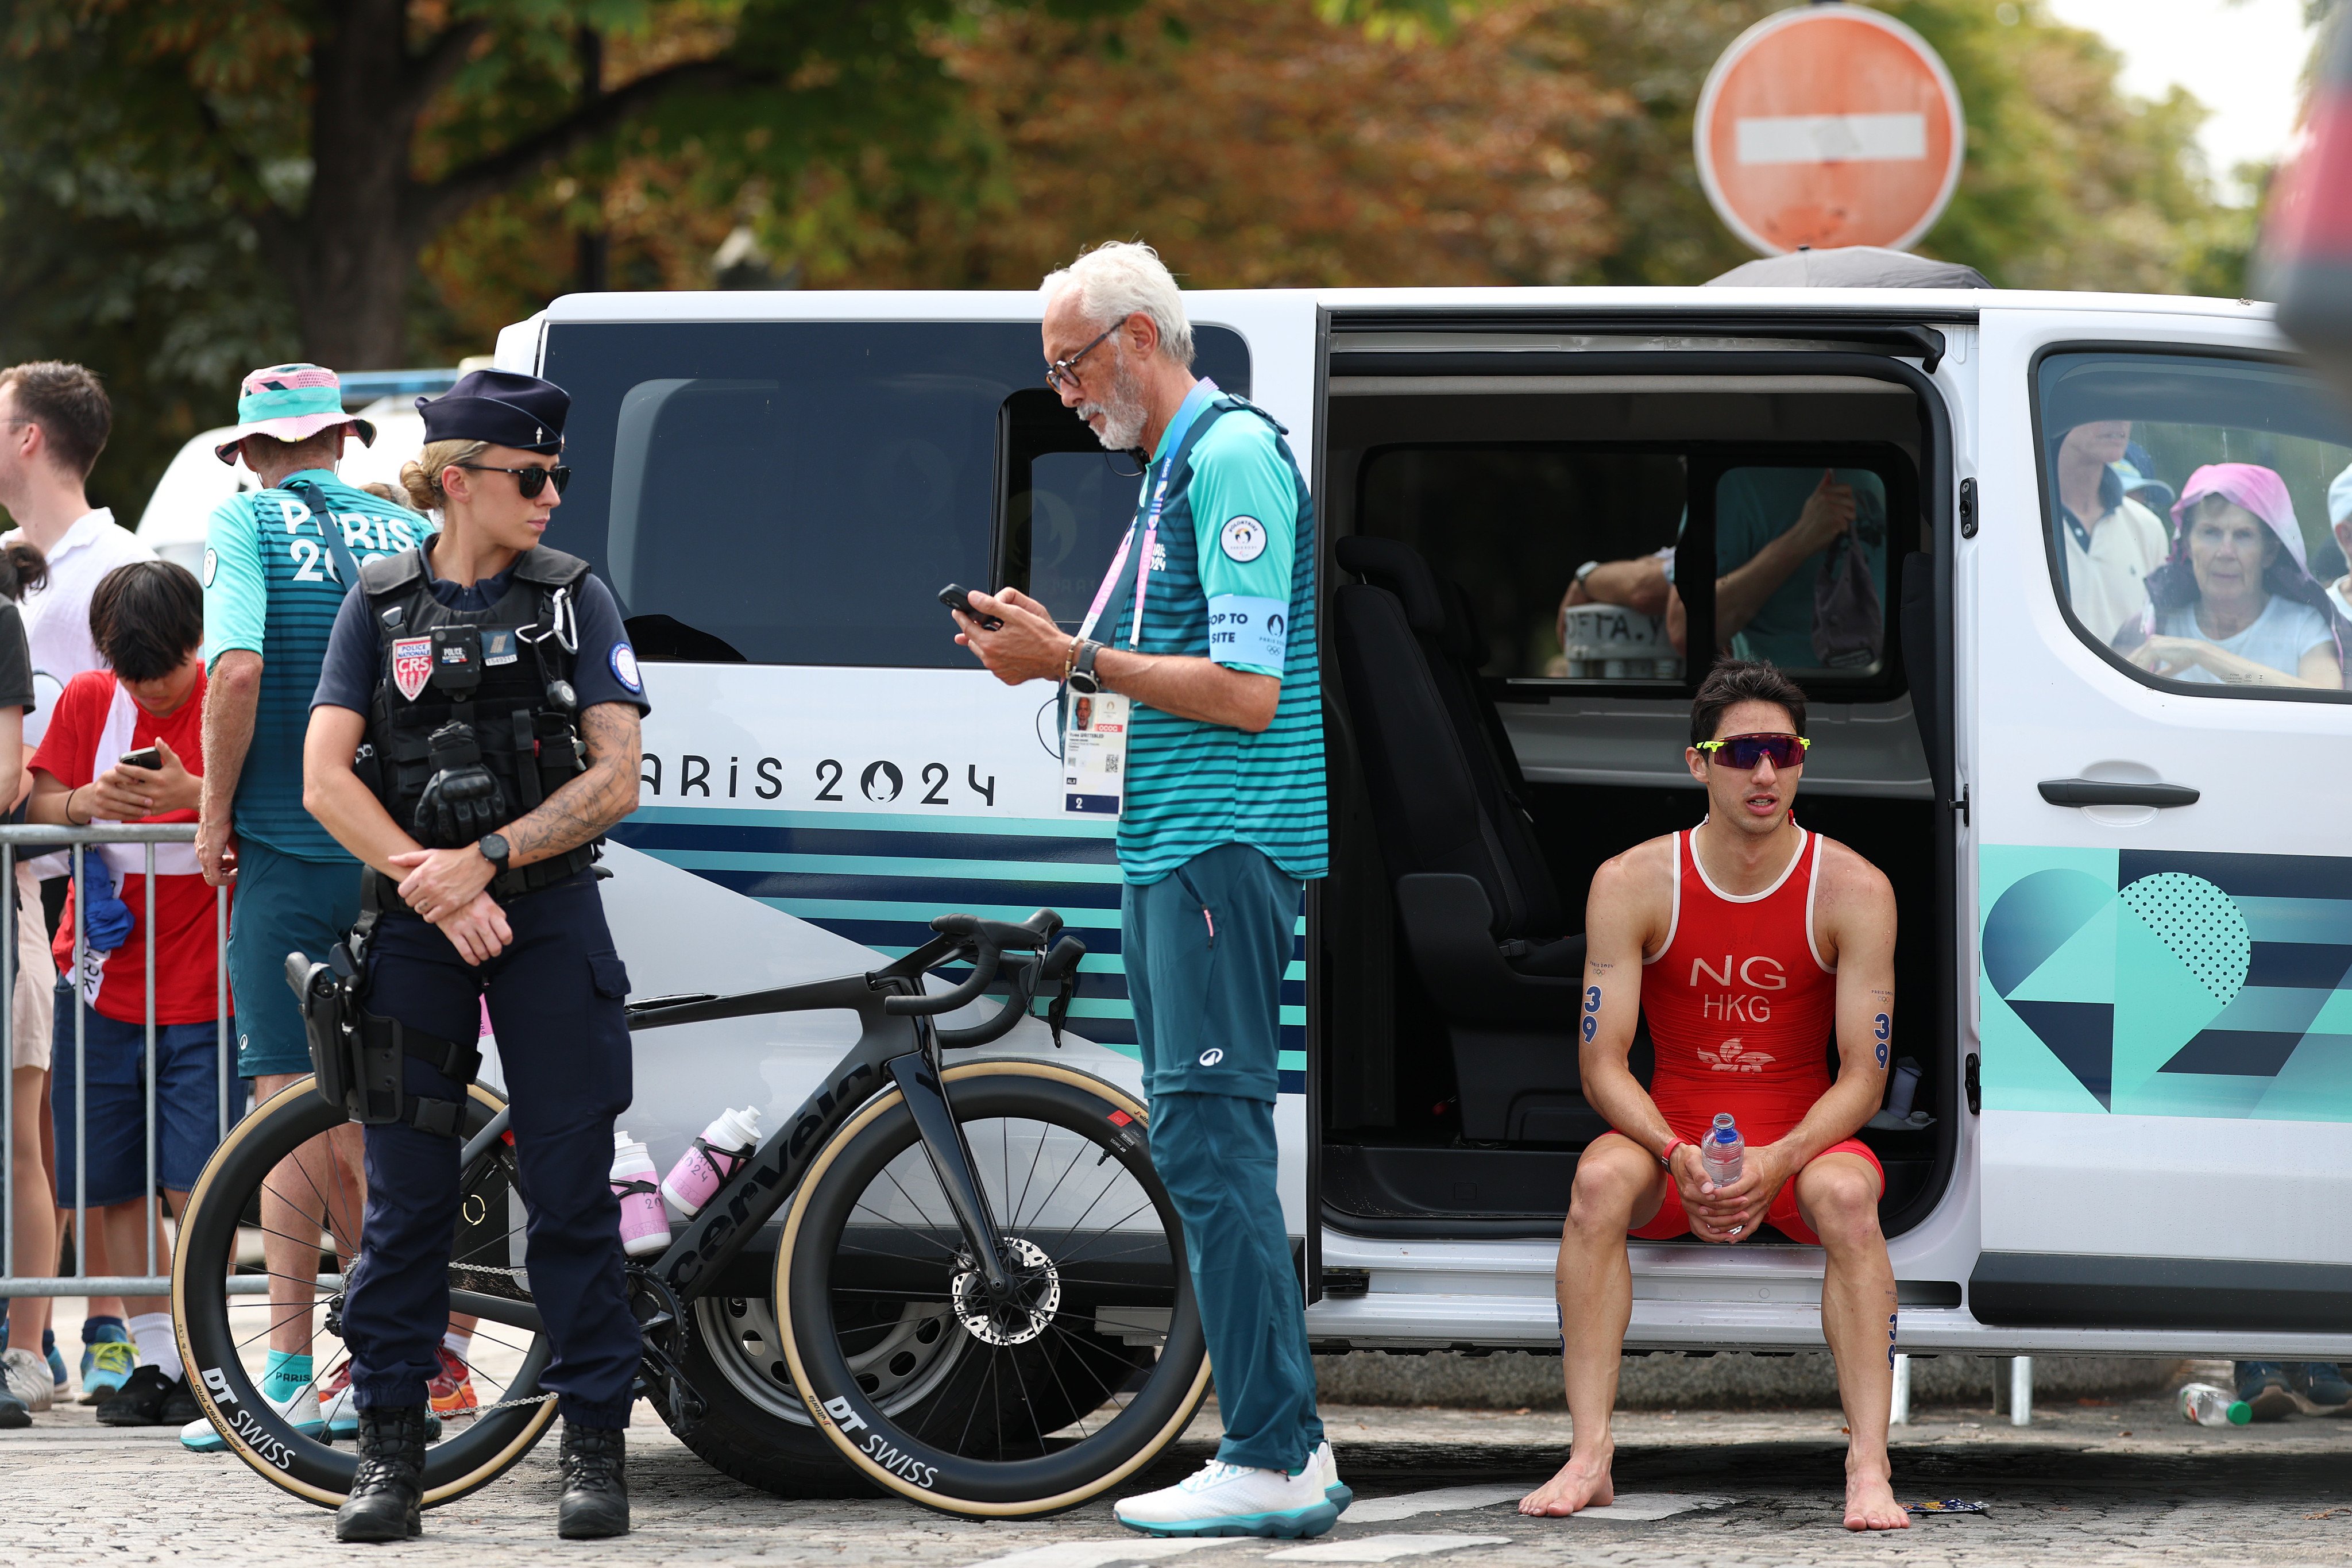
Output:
(457, 462), (571, 499)
(1694, 732), (1812, 769)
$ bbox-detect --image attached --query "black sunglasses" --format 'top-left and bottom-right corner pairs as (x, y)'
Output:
(1045, 325), (1120, 393)
(457, 462), (571, 499)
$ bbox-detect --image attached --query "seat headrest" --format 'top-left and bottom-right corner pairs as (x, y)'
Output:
(1334, 535), (1447, 635)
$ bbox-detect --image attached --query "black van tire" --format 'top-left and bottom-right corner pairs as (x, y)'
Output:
(173, 1077), (557, 1508)
(657, 1293), (876, 1499)
(775, 1061), (1211, 1517)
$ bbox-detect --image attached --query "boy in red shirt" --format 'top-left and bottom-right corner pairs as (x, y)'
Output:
(31, 561), (228, 1426)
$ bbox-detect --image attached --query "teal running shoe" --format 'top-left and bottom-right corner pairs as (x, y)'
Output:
(79, 1340), (137, 1406)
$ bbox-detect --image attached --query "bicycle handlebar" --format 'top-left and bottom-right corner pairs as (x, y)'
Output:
(882, 909), (1065, 1017)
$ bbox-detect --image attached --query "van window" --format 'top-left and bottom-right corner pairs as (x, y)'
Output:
(1354, 442), (1911, 691)
(542, 322), (1247, 667)
(2036, 350), (2352, 700)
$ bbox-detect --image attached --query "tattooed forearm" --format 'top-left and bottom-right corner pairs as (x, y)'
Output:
(505, 703), (643, 868)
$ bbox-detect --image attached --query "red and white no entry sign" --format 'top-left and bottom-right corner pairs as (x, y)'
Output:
(1694, 3), (1966, 257)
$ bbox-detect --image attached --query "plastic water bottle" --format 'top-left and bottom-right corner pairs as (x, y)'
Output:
(611, 1132), (671, 1258)
(1701, 1113), (1744, 1187)
(2177, 1383), (2251, 1427)
(660, 1106), (764, 1218)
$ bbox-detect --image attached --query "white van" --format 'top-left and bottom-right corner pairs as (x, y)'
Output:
(497, 281), (2352, 1397)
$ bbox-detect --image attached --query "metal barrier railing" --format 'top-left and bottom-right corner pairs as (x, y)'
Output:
(0, 822), (233, 1299)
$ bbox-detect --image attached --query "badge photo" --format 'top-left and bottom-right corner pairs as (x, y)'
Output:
(1220, 515), (1268, 563)
(392, 635), (433, 703)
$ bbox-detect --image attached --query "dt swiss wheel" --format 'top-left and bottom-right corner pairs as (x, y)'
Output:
(775, 1061), (1210, 1516)
(172, 1077), (557, 1508)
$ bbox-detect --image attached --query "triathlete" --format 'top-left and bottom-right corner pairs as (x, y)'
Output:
(1521, 659), (1906, 1532)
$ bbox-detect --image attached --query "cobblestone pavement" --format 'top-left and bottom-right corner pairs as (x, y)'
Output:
(13, 1385), (2352, 1566)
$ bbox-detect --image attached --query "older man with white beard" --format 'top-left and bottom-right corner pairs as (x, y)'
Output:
(950, 242), (1341, 1540)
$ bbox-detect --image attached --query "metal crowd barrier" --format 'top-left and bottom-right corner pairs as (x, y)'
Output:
(0, 822), (237, 1299)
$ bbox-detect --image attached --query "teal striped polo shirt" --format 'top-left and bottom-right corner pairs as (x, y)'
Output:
(1098, 385), (1327, 885)
(203, 470), (436, 860)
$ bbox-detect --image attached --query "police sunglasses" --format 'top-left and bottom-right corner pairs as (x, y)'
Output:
(457, 462), (571, 499)
(1045, 325), (1120, 392)
(1694, 733), (1812, 769)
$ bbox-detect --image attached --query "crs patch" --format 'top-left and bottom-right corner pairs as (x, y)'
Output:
(1219, 515), (1268, 563)
(392, 636), (432, 702)
(610, 642), (643, 694)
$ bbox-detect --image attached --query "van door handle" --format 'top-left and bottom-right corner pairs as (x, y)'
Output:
(2037, 778), (2199, 808)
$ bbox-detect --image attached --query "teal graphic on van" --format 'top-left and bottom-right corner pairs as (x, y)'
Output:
(1980, 845), (2352, 1121)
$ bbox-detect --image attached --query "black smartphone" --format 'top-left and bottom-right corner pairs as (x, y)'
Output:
(938, 583), (1004, 632)
(118, 745), (163, 771)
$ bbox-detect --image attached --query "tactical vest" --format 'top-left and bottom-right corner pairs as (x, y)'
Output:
(359, 544), (598, 902)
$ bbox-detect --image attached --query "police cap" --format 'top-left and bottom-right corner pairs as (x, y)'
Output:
(418, 370), (569, 454)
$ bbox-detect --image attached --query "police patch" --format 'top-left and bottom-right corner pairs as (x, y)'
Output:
(392, 636), (432, 702)
(201, 547), (218, 588)
(611, 642), (643, 694)
(1220, 515), (1267, 563)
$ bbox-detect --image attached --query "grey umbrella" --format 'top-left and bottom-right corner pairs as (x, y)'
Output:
(1707, 245), (1990, 289)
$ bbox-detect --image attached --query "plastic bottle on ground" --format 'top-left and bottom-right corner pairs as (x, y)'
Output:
(2177, 1383), (2251, 1427)
(661, 1106), (764, 1217)
(611, 1132), (672, 1258)
(1701, 1112), (1744, 1188)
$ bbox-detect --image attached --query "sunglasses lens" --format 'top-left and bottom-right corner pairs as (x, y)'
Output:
(549, 466), (571, 496)
(1720, 736), (1803, 768)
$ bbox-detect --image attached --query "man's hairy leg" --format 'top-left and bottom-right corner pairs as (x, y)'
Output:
(1522, 1135), (1662, 1517)
(1798, 1154), (1909, 1532)
(254, 1072), (367, 1359)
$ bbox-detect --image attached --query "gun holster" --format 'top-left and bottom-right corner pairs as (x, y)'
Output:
(287, 937), (481, 1138)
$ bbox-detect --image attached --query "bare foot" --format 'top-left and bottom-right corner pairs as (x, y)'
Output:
(1519, 1447), (1616, 1516)
(1844, 1463), (1910, 1531)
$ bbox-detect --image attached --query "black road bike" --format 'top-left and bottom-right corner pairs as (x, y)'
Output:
(171, 911), (1212, 1516)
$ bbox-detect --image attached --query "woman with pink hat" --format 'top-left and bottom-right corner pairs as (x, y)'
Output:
(2126, 462), (2347, 690)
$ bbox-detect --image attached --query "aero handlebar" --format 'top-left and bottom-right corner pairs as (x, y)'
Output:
(883, 909), (1066, 1017)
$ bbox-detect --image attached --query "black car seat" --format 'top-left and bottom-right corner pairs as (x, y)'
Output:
(1331, 535), (1605, 1142)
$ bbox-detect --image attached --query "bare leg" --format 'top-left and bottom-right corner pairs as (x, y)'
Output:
(1521, 1134), (1666, 1516)
(96, 1194), (186, 1318)
(253, 1073), (367, 1360)
(6, 1065), (56, 1352)
(1797, 1154), (1907, 1532)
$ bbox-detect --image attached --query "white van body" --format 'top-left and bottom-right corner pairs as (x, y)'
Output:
(493, 285), (2352, 1366)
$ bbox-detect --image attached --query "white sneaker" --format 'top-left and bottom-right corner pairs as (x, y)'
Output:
(1313, 1439), (1353, 1512)
(1114, 1459), (1340, 1538)
(181, 1384), (323, 1453)
(0, 1347), (52, 1413)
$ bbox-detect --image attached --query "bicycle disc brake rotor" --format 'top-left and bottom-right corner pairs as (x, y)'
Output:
(949, 1237), (1061, 1347)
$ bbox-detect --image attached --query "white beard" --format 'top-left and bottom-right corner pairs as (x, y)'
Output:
(1078, 355), (1149, 453)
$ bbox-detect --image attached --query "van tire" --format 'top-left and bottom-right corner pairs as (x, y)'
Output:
(658, 1293), (876, 1500)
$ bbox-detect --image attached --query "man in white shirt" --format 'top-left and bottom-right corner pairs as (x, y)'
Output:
(2326, 462), (2352, 625)
(2054, 419), (2169, 646)
(0, 361), (155, 1405)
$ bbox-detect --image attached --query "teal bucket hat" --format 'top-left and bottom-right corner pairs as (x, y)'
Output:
(213, 363), (377, 464)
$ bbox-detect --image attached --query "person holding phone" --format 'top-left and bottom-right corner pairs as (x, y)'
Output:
(24, 561), (229, 1427)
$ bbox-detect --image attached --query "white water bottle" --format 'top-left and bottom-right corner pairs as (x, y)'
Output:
(2177, 1382), (2251, 1427)
(611, 1132), (672, 1258)
(1701, 1112), (1744, 1187)
(661, 1106), (764, 1218)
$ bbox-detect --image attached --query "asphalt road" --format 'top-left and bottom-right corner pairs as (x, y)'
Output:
(10, 1385), (2352, 1565)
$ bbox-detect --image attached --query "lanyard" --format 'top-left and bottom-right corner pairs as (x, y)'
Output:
(1073, 380), (1218, 650)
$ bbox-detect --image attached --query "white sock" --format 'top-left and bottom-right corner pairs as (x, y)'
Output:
(128, 1314), (182, 1384)
(442, 1330), (472, 1362)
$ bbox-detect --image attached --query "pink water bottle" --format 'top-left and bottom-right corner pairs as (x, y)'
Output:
(611, 1132), (671, 1257)
(660, 1106), (763, 1217)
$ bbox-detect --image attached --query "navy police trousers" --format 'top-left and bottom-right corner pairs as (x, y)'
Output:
(339, 874), (640, 1428)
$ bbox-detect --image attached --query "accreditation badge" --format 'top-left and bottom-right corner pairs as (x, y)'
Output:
(1063, 690), (1130, 816)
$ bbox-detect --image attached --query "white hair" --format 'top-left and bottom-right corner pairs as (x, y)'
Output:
(1041, 242), (1194, 368)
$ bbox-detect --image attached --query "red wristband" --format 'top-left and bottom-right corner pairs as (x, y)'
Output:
(1659, 1138), (1687, 1169)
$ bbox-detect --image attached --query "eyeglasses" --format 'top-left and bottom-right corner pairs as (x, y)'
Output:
(1044, 326), (1120, 393)
(457, 463), (571, 499)
(1694, 733), (1812, 769)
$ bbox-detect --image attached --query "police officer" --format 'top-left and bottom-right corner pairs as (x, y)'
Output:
(956, 243), (1339, 1539)
(302, 370), (651, 1542)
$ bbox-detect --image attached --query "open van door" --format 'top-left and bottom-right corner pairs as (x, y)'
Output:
(1972, 300), (2352, 1334)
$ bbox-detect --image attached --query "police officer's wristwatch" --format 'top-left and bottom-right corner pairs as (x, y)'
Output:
(478, 832), (511, 875)
(1067, 639), (1107, 694)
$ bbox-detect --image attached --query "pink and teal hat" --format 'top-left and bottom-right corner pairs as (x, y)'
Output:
(213, 363), (377, 464)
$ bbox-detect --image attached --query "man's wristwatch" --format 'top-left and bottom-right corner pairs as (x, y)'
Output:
(1068, 639), (1106, 694)
(478, 832), (511, 875)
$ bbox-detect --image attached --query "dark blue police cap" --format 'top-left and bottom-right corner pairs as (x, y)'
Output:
(417, 370), (569, 453)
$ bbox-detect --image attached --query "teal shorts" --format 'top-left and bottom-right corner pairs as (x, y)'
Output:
(226, 838), (361, 1078)
(1121, 843), (1301, 1104)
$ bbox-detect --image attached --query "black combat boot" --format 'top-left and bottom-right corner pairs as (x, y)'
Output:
(335, 1404), (429, 1542)
(557, 1423), (629, 1539)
